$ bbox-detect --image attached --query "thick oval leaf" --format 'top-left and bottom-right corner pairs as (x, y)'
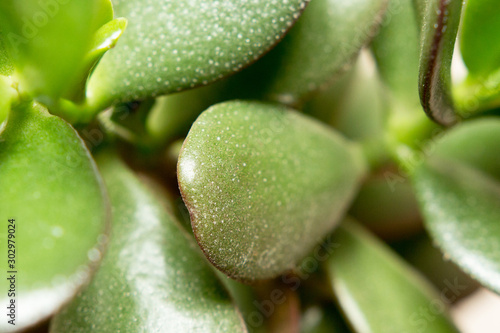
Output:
(459, 0), (500, 78)
(86, 0), (310, 110)
(51, 151), (247, 333)
(431, 118), (500, 180)
(0, 102), (108, 331)
(225, 0), (388, 106)
(178, 101), (366, 281)
(325, 220), (459, 333)
(371, 0), (420, 106)
(418, 0), (463, 125)
(0, 0), (114, 103)
(413, 119), (500, 293)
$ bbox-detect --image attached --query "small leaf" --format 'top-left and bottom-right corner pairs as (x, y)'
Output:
(51, 151), (247, 333)
(86, 0), (310, 110)
(0, 0), (114, 103)
(418, 0), (463, 125)
(325, 220), (459, 333)
(0, 102), (109, 331)
(227, 0), (388, 106)
(178, 101), (366, 281)
(412, 118), (500, 294)
(459, 0), (500, 78)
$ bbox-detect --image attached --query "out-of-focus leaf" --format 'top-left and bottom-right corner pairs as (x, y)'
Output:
(413, 118), (500, 294)
(51, 151), (247, 333)
(0, 33), (13, 76)
(372, 0), (420, 106)
(0, 102), (109, 331)
(0, 1), (114, 104)
(325, 220), (459, 333)
(86, 0), (311, 110)
(459, 0), (500, 78)
(227, 0), (388, 106)
(0, 75), (16, 123)
(349, 171), (422, 240)
(178, 101), (366, 281)
(418, 0), (463, 125)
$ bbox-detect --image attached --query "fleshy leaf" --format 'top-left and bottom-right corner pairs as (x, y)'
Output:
(325, 220), (459, 333)
(225, 0), (388, 106)
(86, 0), (310, 110)
(51, 151), (247, 333)
(413, 119), (500, 293)
(178, 101), (366, 281)
(0, 0), (114, 103)
(0, 102), (109, 331)
(418, 0), (463, 125)
(454, 0), (500, 114)
(0, 33), (13, 76)
(459, 0), (500, 78)
(372, 0), (420, 107)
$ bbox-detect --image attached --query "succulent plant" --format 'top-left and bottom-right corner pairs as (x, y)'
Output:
(1, 0), (499, 332)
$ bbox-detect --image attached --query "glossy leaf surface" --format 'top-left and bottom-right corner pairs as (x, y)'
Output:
(413, 119), (500, 293)
(460, 0), (500, 77)
(0, 102), (108, 331)
(0, 0), (114, 103)
(86, 0), (310, 109)
(178, 101), (366, 281)
(229, 0), (388, 105)
(325, 221), (458, 333)
(418, 0), (463, 125)
(51, 151), (247, 333)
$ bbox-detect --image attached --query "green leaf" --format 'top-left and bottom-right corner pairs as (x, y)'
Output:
(0, 102), (109, 331)
(459, 0), (500, 78)
(51, 151), (247, 333)
(0, 0), (114, 103)
(372, 0), (420, 107)
(418, 0), (463, 125)
(0, 75), (16, 124)
(226, 0), (388, 106)
(0, 33), (13, 76)
(430, 118), (500, 181)
(412, 118), (500, 294)
(349, 172), (422, 240)
(325, 220), (458, 333)
(85, 0), (310, 110)
(178, 101), (366, 281)
(452, 0), (500, 115)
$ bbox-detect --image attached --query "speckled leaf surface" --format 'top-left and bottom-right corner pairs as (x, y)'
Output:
(51, 151), (247, 333)
(325, 221), (458, 333)
(418, 0), (463, 125)
(413, 119), (500, 294)
(460, 0), (500, 78)
(0, 102), (109, 332)
(0, 1), (114, 103)
(228, 0), (388, 105)
(86, 0), (310, 110)
(178, 101), (366, 281)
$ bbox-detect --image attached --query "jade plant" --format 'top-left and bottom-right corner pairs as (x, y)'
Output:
(1, 0), (500, 332)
